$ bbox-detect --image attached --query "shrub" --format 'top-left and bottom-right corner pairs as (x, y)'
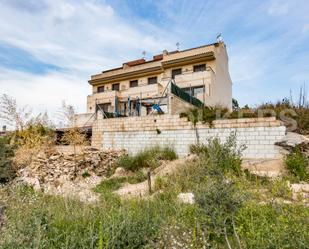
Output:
(285, 147), (309, 181)
(190, 132), (245, 175)
(154, 176), (169, 191)
(115, 146), (177, 172)
(270, 179), (292, 199)
(181, 97), (309, 135)
(0, 136), (15, 183)
(236, 202), (309, 249)
(0, 185), (176, 249)
(195, 177), (246, 247)
(181, 106), (229, 127)
(12, 122), (55, 168)
(295, 107), (309, 134)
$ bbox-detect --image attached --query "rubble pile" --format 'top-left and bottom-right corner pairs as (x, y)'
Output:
(276, 132), (309, 155)
(17, 148), (125, 201)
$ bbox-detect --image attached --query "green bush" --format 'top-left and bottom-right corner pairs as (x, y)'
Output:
(236, 202), (309, 249)
(115, 146), (177, 172)
(285, 147), (309, 181)
(181, 106), (229, 127)
(181, 98), (309, 135)
(1, 133), (309, 248)
(0, 185), (177, 249)
(270, 179), (292, 199)
(195, 177), (246, 246)
(190, 132), (245, 175)
(0, 136), (15, 183)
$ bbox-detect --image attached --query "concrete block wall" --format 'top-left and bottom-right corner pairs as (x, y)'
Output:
(92, 115), (286, 159)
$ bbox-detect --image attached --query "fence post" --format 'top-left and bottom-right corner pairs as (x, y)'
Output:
(147, 171), (152, 194)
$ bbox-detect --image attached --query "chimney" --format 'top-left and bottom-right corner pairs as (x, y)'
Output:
(163, 50), (168, 56)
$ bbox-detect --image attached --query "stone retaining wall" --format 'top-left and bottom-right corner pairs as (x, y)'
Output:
(92, 115), (286, 158)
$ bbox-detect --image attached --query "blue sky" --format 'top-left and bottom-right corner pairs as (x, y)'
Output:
(0, 0), (308, 119)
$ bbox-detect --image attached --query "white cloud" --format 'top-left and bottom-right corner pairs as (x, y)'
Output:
(0, 0), (308, 116)
(0, 67), (89, 122)
(0, 0), (174, 72)
(0, 0), (175, 125)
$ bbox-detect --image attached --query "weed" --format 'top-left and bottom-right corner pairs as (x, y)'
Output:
(82, 171), (91, 178)
(0, 136), (15, 183)
(115, 146), (177, 172)
(285, 147), (309, 181)
(236, 202), (309, 249)
(190, 132), (245, 175)
(270, 179), (292, 199)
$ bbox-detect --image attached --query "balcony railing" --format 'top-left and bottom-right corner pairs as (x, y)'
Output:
(89, 83), (164, 101)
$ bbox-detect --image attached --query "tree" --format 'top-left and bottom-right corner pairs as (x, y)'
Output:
(58, 101), (88, 176)
(0, 94), (32, 130)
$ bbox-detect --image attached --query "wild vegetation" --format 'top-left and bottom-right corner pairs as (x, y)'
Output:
(0, 136), (15, 183)
(181, 85), (309, 135)
(0, 92), (308, 248)
(0, 134), (308, 248)
(115, 146), (177, 172)
(285, 146), (309, 181)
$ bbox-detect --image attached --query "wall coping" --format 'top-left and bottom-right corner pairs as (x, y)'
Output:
(93, 114), (282, 132)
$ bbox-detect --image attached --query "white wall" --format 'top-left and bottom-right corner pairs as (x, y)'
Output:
(101, 126), (285, 159)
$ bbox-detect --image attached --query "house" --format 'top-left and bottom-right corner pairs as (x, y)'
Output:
(86, 41), (232, 119)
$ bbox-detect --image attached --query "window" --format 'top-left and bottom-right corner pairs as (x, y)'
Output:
(193, 64), (206, 72)
(148, 77), (157, 84)
(181, 86), (204, 97)
(112, 83), (120, 91)
(97, 86), (105, 93)
(193, 86), (204, 97)
(171, 68), (182, 79)
(97, 103), (110, 112)
(130, 80), (138, 88)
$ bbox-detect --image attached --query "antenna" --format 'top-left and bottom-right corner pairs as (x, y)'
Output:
(142, 51), (146, 59)
(216, 33), (223, 43)
(176, 42), (180, 50)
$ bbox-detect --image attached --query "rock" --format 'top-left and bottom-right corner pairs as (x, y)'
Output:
(290, 183), (309, 201)
(20, 177), (41, 191)
(291, 183), (309, 193)
(50, 155), (61, 160)
(276, 132), (309, 153)
(242, 158), (286, 178)
(113, 167), (127, 177)
(177, 193), (195, 204)
(16, 148), (125, 202)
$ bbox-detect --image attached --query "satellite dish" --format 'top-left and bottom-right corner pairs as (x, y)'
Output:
(216, 33), (223, 43)
(176, 42), (180, 50)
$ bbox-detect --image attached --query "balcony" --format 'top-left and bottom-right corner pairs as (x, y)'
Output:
(88, 83), (164, 105)
(119, 83), (164, 100)
(88, 89), (119, 101)
(161, 67), (214, 88)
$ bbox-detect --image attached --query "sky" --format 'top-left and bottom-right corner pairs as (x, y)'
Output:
(0, 0), (308, 123)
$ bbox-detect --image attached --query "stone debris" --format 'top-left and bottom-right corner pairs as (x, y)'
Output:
(290, 183), (309, 202)
(17, 148), (125, 202)
(111, 167), (134, 178)
(276, 132), (309, 154)
(177, 193), (195, 204)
